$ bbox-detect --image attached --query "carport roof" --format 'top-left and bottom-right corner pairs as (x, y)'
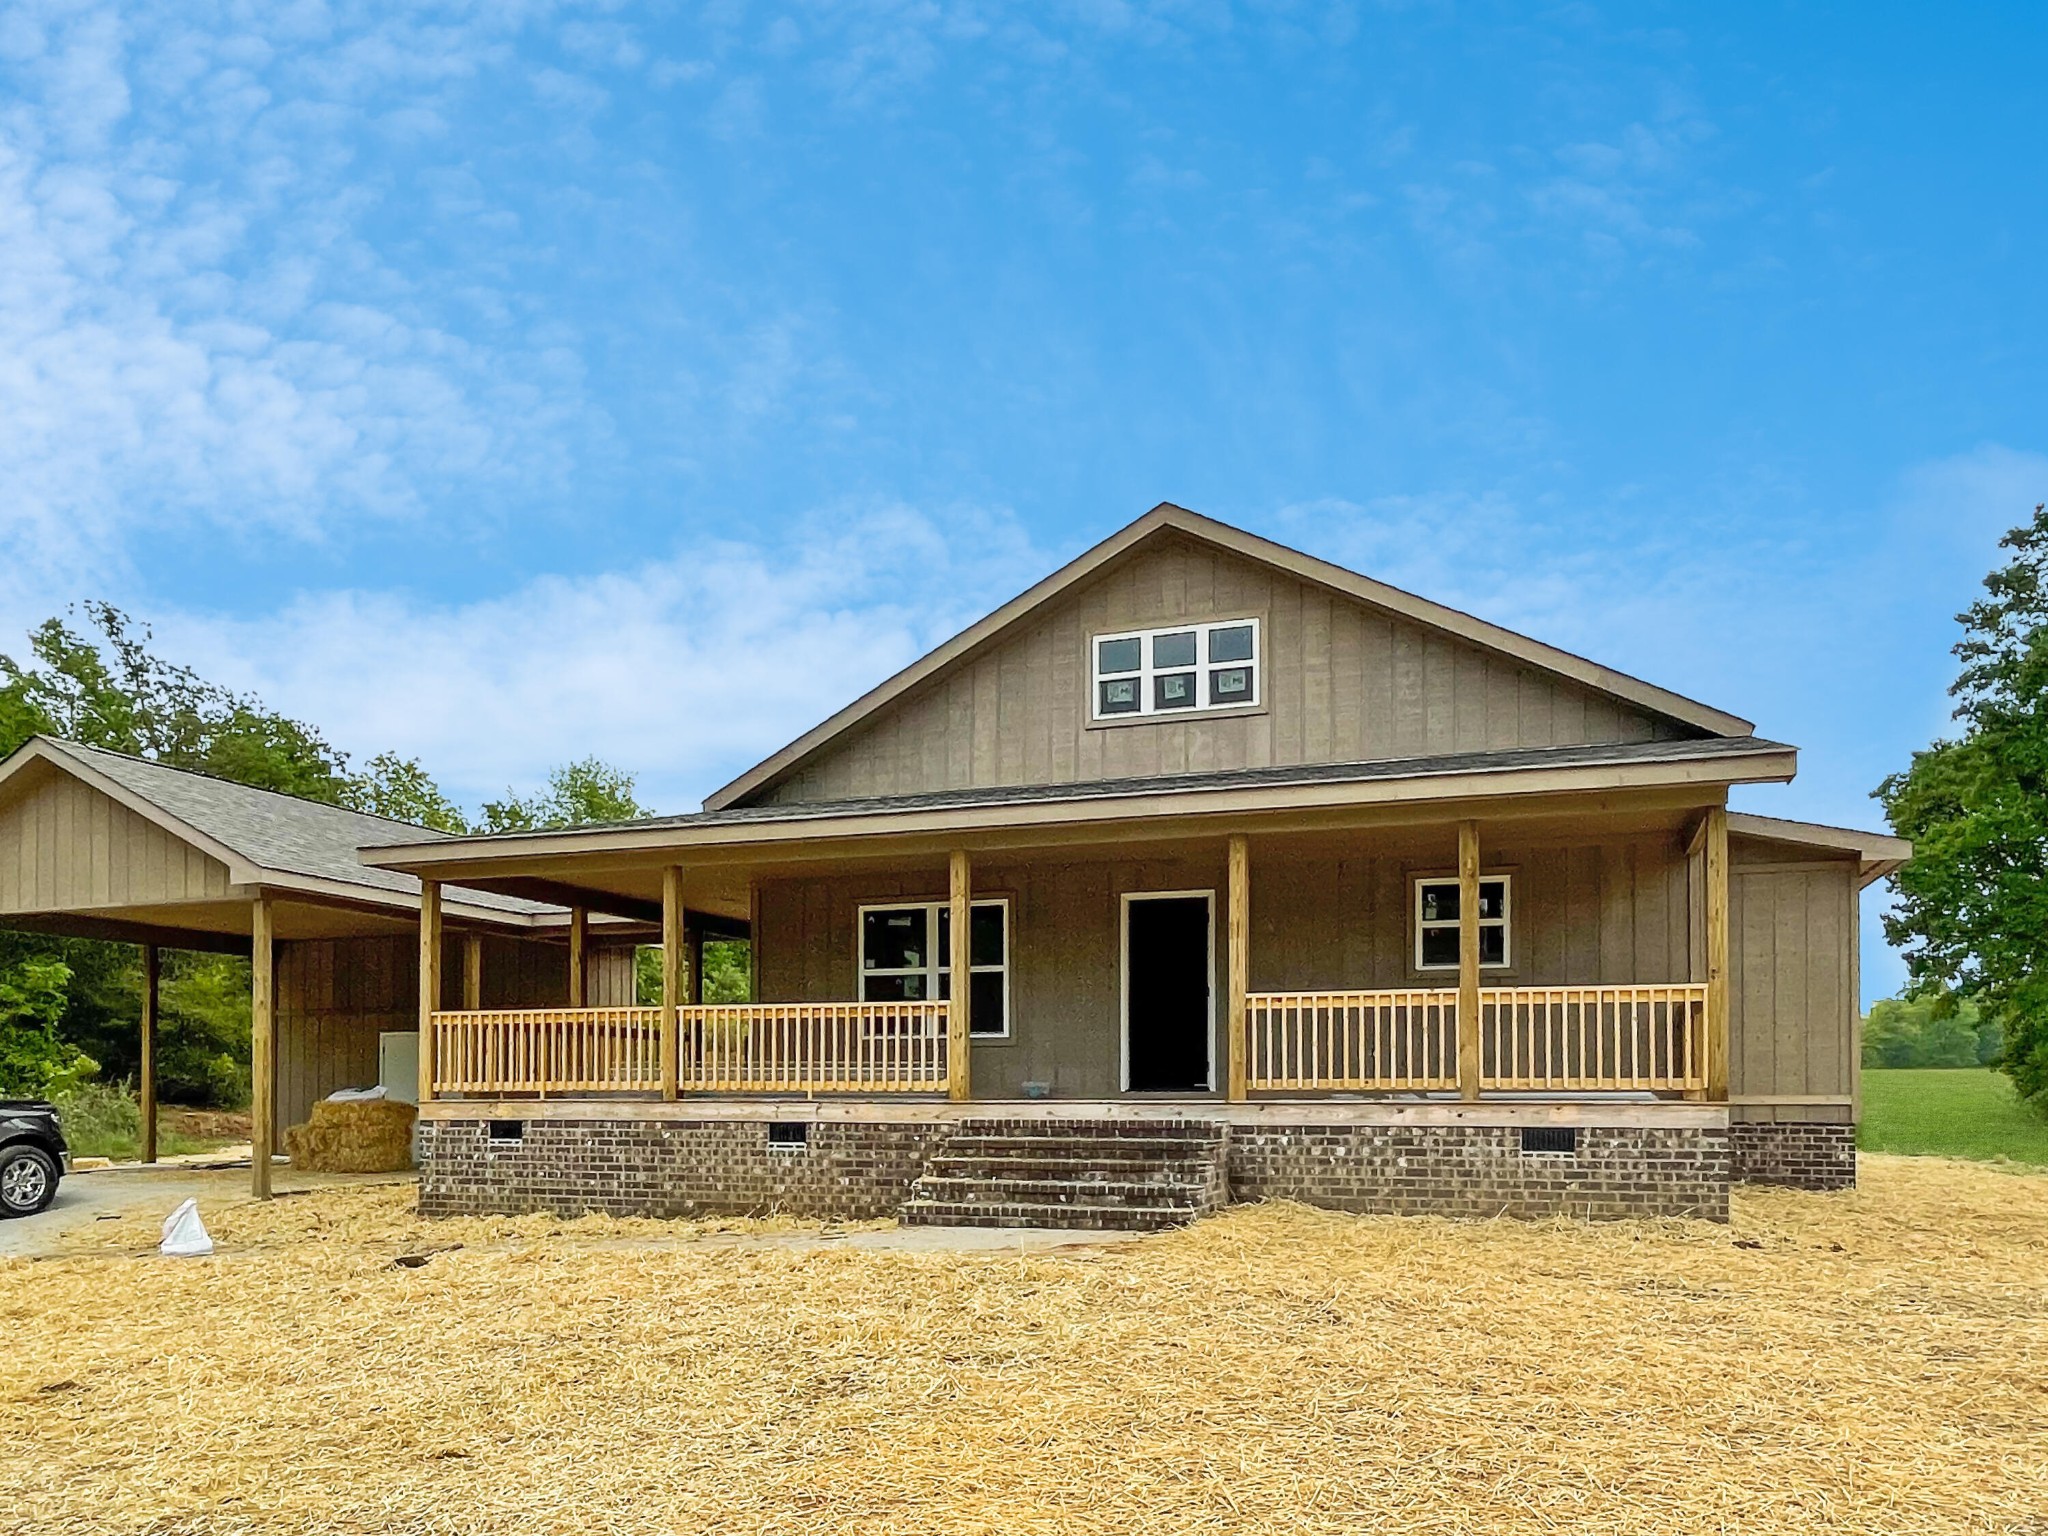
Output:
(0, 736), (562, 934)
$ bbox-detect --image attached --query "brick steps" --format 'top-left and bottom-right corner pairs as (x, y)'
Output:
(902, 1119), (1228, 1232)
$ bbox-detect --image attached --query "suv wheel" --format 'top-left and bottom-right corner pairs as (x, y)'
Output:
(0, 1146), (58, 1217)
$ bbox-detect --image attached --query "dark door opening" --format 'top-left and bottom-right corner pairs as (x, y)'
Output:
(1124, 894), (1213, 1092)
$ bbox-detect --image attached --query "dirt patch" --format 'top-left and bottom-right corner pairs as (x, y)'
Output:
(5, 1154), (2045, 1535)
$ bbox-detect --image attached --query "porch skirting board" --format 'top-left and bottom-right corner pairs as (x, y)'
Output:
(418, 1108), (1736, 1224)
(1729, 1121), (1857, 1191)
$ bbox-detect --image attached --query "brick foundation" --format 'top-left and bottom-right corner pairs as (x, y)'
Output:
(417, 1117), (941, 1220)
(1226, 1123), (1731, 1222)
(1731, 1121), (1856, 1191)
(420, 1112), (1734, 1223)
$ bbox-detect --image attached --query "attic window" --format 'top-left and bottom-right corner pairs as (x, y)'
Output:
(1093, 620), (1260, 721)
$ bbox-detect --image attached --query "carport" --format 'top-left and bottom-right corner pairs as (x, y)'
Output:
(0, 737), (653, 1195)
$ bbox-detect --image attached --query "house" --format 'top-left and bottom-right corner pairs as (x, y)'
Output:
(351, 504), (1907, 1226)
(0, 504), (1907, 1224)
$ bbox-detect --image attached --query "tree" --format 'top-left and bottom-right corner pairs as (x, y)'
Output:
(480, 758), (650, 831)
(1862, 992), (2000, 1069)
(0, 949), (92, 1098)
(1878, 503), (2048, 1104)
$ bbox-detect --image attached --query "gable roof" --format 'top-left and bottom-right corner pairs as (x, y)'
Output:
(0, 736), (556, 923)
(705, 502), (1756, 811)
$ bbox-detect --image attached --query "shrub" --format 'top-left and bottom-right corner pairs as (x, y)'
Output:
(50, 1079), (143, 1159)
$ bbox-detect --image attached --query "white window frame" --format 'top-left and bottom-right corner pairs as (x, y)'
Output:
(856, 898), (1011, 1038)
(1091, 617), (1260, 722)
(1412, 874), (1512, 972)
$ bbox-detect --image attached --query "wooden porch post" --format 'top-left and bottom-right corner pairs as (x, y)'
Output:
(250, 897), (276, 1200)
(949, 849), (972, 1102)
(462, 932), (483, 1012)
(1227, 834), (1250, 1102)
(139, 945), (159, 1165)
(1457, 821), (1482, 1102)
(418, 879), (441, 1108)
(1704, 805), (1731, 1102)
(661, 867), (683, 1100)
(568, 906), (588, 1008)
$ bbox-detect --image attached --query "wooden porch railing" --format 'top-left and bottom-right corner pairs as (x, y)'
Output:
(1245, 988), (1460, 1091)
(1244, 983), (1710, 1095)
(1480, 984), (1709, 1093)
(679, 1002), (949, 1093)
(426, 1002), (951, 1096)
(429, 1007), (664, 1095)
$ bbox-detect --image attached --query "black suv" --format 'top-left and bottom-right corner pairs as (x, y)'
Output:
(0, 1101), (67, 1217)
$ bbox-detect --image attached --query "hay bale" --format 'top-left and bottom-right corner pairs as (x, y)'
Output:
(284, 1097), (417, 1173)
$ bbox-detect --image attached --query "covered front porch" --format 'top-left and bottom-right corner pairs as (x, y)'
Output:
(402, 799), (1733, 1109)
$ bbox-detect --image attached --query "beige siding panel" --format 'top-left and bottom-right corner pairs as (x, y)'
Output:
(752, 829), (1700, 1099)
(759, 535), (1693, 806)
(0, 770), (233, 914)
(1727, 855), (1859, 1106)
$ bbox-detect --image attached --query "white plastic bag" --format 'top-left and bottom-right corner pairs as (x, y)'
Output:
(160, 1197), (214, 1258)
(326, 1085), (388, 1102)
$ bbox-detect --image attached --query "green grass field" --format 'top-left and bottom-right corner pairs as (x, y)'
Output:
(1860, 1068), (2048, 1165)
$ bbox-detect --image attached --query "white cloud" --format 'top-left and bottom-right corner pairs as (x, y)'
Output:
(0, 0), (594, 621)
(152, 500), (1051, 812)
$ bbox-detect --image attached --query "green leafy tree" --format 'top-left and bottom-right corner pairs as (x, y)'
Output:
(1862, 992), (2000, 1069)
(0, 950), (93, 1097)
(481, 758), (650, 831)
(1878, 503), (2048, 1104)
(350, 752), (472, 833)
(633, 941), (751, 1006)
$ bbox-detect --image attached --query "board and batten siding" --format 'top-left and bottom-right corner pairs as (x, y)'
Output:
(755, 534), (1697, 806)
(0, 763), (232, 913)
(754, 831), (1699, 1100)
(1727, 839), (1861, 1125)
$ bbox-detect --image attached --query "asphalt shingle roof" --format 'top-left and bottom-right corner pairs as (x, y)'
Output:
(50, 740), (554, 914)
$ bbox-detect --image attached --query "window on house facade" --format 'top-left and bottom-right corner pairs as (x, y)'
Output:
(858, 900), (1009, 1036)
(1413, 875), (1511, 970)
(1092, 619), (1260, 720)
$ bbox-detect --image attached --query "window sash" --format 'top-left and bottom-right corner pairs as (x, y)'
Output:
(858, 900), (1010, 1036)
(1412, 876), (1511, 971)
(1093, 618), (1260, 721)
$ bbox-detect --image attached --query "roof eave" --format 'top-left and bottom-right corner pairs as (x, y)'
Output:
(366, 744), (1798, 875)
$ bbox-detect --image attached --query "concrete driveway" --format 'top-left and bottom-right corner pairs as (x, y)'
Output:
(0, 1161), (411, 1259)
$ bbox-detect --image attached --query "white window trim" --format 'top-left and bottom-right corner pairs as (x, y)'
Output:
(1091, 617), (1261, 722)
(856, 898), (1012, 1039)
(1412, 874), (1512, 972)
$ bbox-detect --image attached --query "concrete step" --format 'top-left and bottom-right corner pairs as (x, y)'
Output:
(911, 1174), (1217, 1206)
(935, 1135), (1221, 1162)
(923, 1152), (1217, 1180)
(901, 1198), (1204, 1232)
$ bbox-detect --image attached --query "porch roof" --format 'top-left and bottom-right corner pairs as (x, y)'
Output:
(360, 734), (1799, 883)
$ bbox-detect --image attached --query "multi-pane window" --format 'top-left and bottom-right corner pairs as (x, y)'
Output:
(1414, 876), (1511, 970)
(858, 900), (1009, 1036)
(1093, 619), (1260, 721)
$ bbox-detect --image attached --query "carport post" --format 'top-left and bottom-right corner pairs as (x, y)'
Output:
(250, 897), (276, 1200)
(140, 945), (159, 1164)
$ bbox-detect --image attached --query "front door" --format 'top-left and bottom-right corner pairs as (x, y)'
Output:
(1123, 893), (1213, 1092)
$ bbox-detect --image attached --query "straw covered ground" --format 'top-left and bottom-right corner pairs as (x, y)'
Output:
(8, 1155), (2046, 1536)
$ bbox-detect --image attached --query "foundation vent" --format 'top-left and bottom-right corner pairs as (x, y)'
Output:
(767, 1122), (811, 1149)
(1520, 1126), (1580, 1155)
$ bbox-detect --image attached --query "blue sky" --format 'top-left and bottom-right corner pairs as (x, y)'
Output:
(3, 3), (2045, 1001)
